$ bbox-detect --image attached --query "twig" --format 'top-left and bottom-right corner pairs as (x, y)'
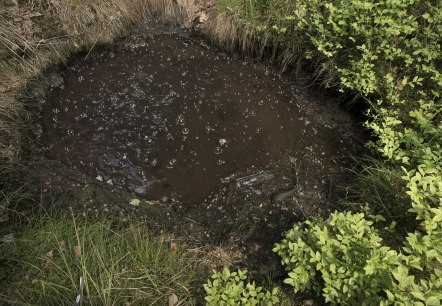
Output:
(84, 29), (105, 60)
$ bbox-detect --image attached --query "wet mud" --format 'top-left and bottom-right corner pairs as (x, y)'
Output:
(38, 33), (366, 273)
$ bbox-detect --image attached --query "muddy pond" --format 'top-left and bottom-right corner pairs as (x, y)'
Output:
(40, 34), (363, 209)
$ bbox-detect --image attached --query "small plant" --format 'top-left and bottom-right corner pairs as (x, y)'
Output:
(204, 267), (279, 305)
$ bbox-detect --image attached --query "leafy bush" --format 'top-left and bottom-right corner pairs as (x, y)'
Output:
(222, 1), (442, 303)
(273, 211), (394, 304)
(274, 211), (442, 304)
(204, 268), (279, 305)
(241, 0), (441, 106)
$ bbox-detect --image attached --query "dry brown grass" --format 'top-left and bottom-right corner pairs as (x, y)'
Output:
(0, 0), (187, 163)
(202, 10), (305, 73)
(203, 11), (248, 53)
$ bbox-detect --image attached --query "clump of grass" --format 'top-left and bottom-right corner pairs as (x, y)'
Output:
(0, 163), (34, 221)
(342, 156), (417, 242)
(0, 211), (206, 305)
(204, 0), (309, 75)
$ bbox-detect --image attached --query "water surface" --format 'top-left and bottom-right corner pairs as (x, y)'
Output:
(41, 34), (356, 203)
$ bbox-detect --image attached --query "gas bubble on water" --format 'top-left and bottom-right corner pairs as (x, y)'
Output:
(205, 125), (214, 134)
(176, 114), (185, 125)
(166, 159), (177, 168)
(213, 147), (223, 155)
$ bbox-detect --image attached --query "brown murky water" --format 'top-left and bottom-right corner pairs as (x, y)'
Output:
(40, 34), (359, 204)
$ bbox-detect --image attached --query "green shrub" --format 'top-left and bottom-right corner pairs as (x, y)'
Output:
(222, 1), (442, 303)
(235, 0), (441, 106)
(204, 268), (279, 305)
(273, 211), (395, 304)
(274, 211), (442, 305)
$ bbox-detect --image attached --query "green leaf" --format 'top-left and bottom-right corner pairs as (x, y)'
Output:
(426, 296), (441, 305)
(129, 198), (140, 206)
(411, 291), (425, 301)
(385, 290), (395, 301)
(283, 278), (295, 286)
(330, 263), (336, 274)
